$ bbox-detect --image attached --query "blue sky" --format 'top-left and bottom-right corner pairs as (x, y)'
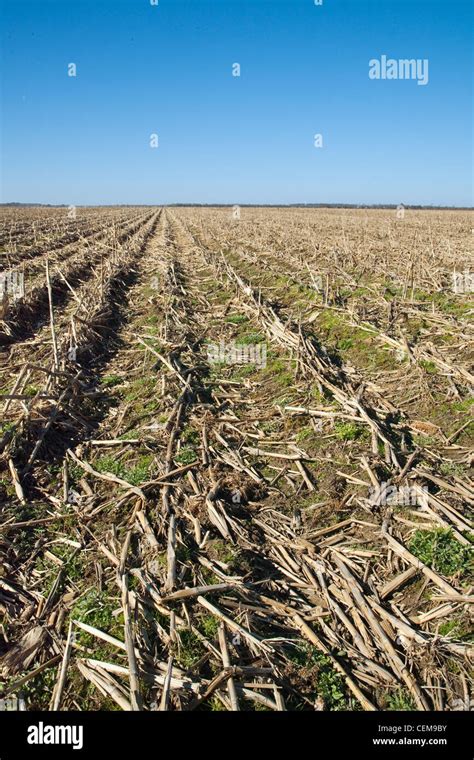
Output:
(1, 0), (472, 205)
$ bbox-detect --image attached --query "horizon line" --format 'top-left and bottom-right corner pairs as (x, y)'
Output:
(1, 202), (473, 210)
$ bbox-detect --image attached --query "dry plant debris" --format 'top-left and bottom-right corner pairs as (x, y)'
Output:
(0, 206), (472, 712)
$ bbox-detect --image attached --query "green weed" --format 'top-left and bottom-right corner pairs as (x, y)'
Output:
(409, 529), (473, 577)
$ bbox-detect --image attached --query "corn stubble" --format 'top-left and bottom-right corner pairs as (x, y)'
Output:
(0, 205), (472, 712)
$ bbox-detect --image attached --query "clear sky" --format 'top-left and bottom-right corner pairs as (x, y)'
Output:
(0, 0), (472, 206)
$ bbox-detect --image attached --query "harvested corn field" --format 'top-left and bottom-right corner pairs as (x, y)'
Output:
(0, 205), (472, 713)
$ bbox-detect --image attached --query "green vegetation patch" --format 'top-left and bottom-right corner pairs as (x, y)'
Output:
(174, 446), (197, 465)
(95, 454), (154, 485)
(334, 421), (367, 441)
(71, 589), (121, 648)
(175, 629), (205, 670)
(287, 643), (348, 710)
(225, 314), (249, 325)
(101, 375), (123, 388)
(409, 529), (473, 577)
(386, 689), (416, 711)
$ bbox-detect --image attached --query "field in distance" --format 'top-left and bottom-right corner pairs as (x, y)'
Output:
(0, 205), (472, 712)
